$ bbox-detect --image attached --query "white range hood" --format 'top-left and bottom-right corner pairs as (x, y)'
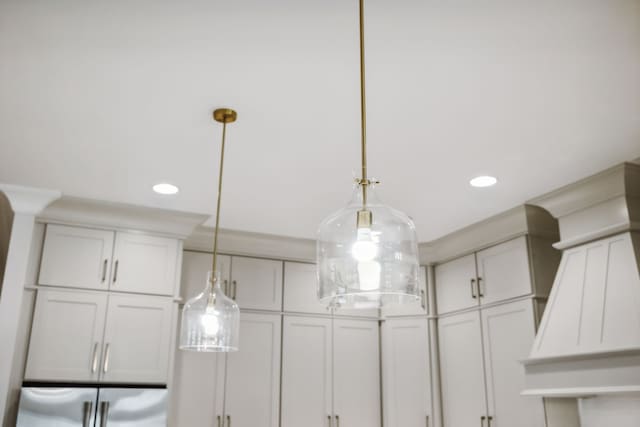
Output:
(522, 162), (640, 425)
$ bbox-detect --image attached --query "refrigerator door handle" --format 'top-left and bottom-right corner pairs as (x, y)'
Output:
(82, 401), (93, 427)
(99, 401), (110, 427)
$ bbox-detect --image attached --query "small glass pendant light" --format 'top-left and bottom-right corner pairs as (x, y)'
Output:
(317, 0), (420, 309)
(180, 108), (240, 352)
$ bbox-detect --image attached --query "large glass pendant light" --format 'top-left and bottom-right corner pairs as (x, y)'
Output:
(180, 108), (240, 352)
(317, 0), (420, 309)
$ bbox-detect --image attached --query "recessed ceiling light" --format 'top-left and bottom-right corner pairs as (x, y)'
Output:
(153, 183), (179, 195)
(470, 176), (497, 188)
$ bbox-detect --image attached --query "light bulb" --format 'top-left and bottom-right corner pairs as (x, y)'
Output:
(357, 260), (381, 291)
(201, 305), (220, 336)
(351, 227), (378, 262)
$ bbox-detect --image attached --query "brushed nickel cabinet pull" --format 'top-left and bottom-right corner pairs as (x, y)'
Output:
(420, 289), (426, 310)
(470, 278), (477, 299)
(82, 401), (93, 427)
(478, 277), (484, 297)
(101, 260), (108, 283)
(91, 342), (99, 373)
(102, 343), (111, 373)
(232, 280), (237, 300)
(112, 261), (119, 284)
(99, 401), (110, 427)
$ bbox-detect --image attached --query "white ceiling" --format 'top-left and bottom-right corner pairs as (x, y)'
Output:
(1, 0), (639, 241)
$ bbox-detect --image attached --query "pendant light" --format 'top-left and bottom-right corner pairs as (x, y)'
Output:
(317, 0), (420, 309)
(180, 108), (240, 352)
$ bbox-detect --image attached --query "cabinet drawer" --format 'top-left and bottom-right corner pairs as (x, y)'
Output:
(39, 224), (114, 290)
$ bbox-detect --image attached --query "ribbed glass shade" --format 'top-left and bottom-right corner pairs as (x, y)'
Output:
(179, 271), (239, 352)
(317, 182), (420, 309)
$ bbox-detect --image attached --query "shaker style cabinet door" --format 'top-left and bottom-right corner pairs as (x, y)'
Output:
(481, 300), (545, 427)
(383, 266), (428, 317)
(110, 232), (179, 296)
(39, 224), (114, 290)
(476, 236), (532, 306)
(101, 294), (173, 383)
(283, 262), (328, 315)
(180, 251), (231, 301)
(25, 289), (108, 382)
(281, 316), (333, 427)
(223, 313), (282, 427)
(438, 311), (487, 427)
(382, 318), (432, 427)
(435, 254), (478, 315)
(333, 319), (381, 427)
(230, 257), (283, 311)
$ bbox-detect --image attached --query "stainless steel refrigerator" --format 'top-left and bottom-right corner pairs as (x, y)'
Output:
(16, 386), (168, 426)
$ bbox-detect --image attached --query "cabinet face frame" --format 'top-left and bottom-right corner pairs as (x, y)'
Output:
(38, 224), (115, 291)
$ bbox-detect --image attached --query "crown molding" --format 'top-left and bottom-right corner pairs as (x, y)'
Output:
(185, 226), (316, 262)
(419, 204), (559, 265)
(38, 196), (208, 239)
(0, 184), (61, 216)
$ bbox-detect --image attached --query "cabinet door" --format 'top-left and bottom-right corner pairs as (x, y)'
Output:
(39, 224), (114, 290)
(181, 251), (231, 301)
(230, 257), (283, 311)
(281, 316), (333, 427)
(438, 311), (487, 427)
(382, 266), (428, 317)
(223, 313), (282, 427)
(283, 262), (328, 315)
(481, 300), (545, 427)
(435, 254), (478, 315)
(111, 232), (179, 295)
(25, 289), (107, 382)
(333, 319), (381, 427)
(170, 307), (225, 427)
(101, 294), (173, 383)
(476, 237), (532, 305)
(382, 318), (432, 427)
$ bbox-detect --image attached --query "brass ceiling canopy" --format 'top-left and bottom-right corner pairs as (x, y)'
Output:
(213, 108), (238, 124)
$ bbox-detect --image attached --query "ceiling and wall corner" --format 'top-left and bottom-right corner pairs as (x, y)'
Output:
(0, 0), (639, 241)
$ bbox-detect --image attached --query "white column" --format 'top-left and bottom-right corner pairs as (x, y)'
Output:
(0, 184), (60, 421)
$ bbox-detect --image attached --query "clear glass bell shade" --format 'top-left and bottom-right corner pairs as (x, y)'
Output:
(317, 182), (420, 309)
(179, 270), (239, 352)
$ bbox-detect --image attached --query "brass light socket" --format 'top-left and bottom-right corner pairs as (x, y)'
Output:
(357, 209), (373, 228)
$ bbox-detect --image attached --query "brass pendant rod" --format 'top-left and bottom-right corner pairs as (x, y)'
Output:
(211, 121), (228, 285)
(359, 0), (368, 207)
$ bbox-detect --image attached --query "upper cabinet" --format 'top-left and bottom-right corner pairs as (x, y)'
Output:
(382, 266), (428, 317)
(39, 224), (181, 296)
(231, 257), (283, 311)
(110, 232), (179, 296)
(180, 251), (231, 301)
(39, 224), (114, 291)
(436, 236), (544, 315)
(283, 262), (328, 315)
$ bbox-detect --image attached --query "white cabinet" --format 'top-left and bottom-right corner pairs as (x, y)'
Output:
(230, 257), (283, 311)
(101, 293), (173, 383)
(223, 313), (281, 427)
(438, 310), (487, 427)
(436, 237), (535, 315)
(382, 318), (432, 427)
(481, 300), (545, 427)
(171, 313), (282, 427)
(333, 319), (381, 427)
(476, 236), (532, 305)
(111, 232), (179, 296)
(382, 266), (428, 317)
(281, 316), (333, 427)
(39, 224), (114, 291)
(25, 288), (108, 382)
(283, 262), (328, 315)
(281, 316), (380, 427)
(26, 289), (174, 384)
(38, 224), (181, 296)
(438, 300), (545, 427)
(180, 251), (231, 301)
(435, 254), (478, 314)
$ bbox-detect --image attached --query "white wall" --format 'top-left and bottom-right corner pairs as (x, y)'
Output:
(0, 193), (14, 296)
